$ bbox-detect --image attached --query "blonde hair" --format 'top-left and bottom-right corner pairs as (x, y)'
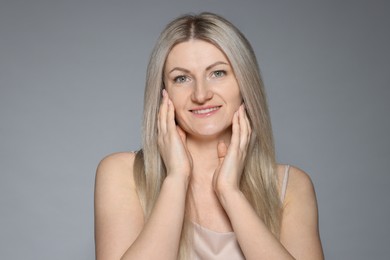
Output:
(134, 12), (281, 258)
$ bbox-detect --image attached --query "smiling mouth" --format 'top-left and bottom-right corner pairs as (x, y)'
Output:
(190, 106), (221, 115)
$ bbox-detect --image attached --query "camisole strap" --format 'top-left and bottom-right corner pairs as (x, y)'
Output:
(280, 165), (290, 203)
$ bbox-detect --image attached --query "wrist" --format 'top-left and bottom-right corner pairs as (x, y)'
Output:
(216, 186), (243, 209)
(164, 172), (190, 189)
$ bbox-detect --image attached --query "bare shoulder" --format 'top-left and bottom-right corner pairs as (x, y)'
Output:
(94, 151), (145, 259)
(94, 151), (142, 213)
(277, 164), (324, 259)
(95, 152), (137, 188)
(94, 151), (142, 221)
(276, 164), (316, 205)
(97, 151), (136, 174)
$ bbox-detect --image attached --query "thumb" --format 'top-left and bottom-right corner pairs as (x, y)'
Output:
(217, 140), (227, 163)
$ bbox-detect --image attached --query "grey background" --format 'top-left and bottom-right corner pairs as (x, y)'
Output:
(1, 0), (389, 259)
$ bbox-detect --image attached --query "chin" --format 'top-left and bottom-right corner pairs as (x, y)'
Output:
(189, 125), (232, 139)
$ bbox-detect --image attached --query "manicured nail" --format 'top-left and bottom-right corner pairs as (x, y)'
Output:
(162, 89), (166, 97)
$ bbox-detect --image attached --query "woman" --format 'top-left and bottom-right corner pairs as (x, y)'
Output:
(94, 12), (324, 260)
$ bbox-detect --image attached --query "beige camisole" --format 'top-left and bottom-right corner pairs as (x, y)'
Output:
(190, 165), (290, 259)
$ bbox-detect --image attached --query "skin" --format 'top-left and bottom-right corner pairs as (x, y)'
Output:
(94, 40), (324, 259)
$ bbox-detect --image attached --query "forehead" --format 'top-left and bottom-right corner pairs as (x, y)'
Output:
(164, 40), (230, 70)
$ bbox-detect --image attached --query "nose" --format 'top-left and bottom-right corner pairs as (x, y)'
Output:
(191, 80), (213, 103)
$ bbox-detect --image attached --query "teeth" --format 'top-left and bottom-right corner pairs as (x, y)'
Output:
(192, 107), (219, 114)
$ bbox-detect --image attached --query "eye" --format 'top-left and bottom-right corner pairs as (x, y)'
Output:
(173, 75), (189, 84)
(212, 70), (226, 78)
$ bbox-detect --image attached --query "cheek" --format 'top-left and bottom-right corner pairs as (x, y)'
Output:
(226, 88), (242, 106)
(167, 93), (186, 121)
(169, 95), (183, 110)
(167, 88), (190, 108)
(223, 79), (242, 102)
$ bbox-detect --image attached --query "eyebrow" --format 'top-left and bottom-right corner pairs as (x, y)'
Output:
(167, 61), (229, 74)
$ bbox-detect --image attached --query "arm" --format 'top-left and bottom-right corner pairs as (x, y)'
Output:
(218, 167), (324, 259)
(94, 91), (192, 260)
(279, 166), (324, 259)
(213, 106), (324, 259)
(94, 152), (143, 260)
(94, 153), (189, 260)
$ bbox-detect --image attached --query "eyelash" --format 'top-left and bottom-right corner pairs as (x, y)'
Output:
(173, 75), (189, 84)
(172, 70), (227, 84)
(212, 70), (226, 78)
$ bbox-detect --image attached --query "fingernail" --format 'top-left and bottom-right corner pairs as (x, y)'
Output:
(162, 89), (166, 97)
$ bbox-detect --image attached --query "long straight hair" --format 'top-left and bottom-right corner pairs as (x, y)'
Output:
(134, 12), (281, 259)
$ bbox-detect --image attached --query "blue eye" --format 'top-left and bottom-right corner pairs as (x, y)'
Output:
(212, 70), (226, 78)
(174, 75), (188, 83)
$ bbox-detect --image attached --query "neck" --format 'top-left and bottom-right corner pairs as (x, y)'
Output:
(186, 131), (232, 184)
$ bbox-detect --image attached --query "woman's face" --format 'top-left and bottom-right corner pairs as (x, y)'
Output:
(163, 40), (242, 139)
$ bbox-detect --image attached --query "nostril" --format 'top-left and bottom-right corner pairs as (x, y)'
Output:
(192, 89), (213, 103)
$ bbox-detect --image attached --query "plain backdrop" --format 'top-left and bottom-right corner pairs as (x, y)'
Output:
(1, 0), (389, 259)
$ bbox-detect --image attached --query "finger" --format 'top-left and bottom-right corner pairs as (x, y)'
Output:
(217, 140), (227, 162)
(158, 89), (168, 133)
(167, 97), (176, 132)
(230, 110), (240, 149)
(242, 104), (251, 133)
(157, 114), (161, 134)
(243, 105), (252, 143)
(244, 107), (252, 143)
(238, 105), (249, 150)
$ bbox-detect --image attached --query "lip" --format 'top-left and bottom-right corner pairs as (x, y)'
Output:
(189, 105), (221, 118)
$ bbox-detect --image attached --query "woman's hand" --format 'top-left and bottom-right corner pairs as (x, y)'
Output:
(212, 104), (251, 196)
(158, 89), (193, 181)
